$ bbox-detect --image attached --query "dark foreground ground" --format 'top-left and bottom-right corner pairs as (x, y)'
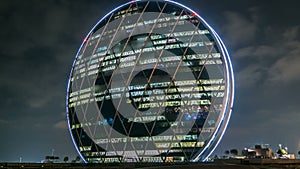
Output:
(1, 159), (300, 169)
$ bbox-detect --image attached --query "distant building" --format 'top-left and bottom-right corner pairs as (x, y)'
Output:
(276, 144), (295, 159)
(242, 145), (274, 159)
(66, 0), (234, 163)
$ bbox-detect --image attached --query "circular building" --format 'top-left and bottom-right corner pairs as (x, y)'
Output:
(66, 0), (234, 163)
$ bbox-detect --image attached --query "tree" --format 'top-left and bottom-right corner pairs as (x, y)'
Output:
(75, 156), (81, 162)
(72, 156), (81, 163)
(230, 149), (238, 156)
(213, 154), (219, 159)
(63, 156), (69, 163)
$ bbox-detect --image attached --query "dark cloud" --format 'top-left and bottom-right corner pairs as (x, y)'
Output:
(217, 1), (300, 155)
(54, 120), (68, 130)
(223, 11), (258, 47)
(0, 0), (133, 162)
(0, 0), (299, 162)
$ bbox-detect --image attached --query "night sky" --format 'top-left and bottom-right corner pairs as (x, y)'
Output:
(1, 0), (300, 162)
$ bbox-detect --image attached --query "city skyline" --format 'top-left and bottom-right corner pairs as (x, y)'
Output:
(0, 0), (300, 162)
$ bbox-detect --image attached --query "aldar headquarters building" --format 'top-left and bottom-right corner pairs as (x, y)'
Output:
(67, 0), (234, 163)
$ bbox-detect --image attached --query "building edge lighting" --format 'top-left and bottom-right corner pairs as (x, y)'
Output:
(162, 0), (235, 162)
(66, 0), (235, 163)
(201, 32), (235, 161)
(65, 1), (137, 164)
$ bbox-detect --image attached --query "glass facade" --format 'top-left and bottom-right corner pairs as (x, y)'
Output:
(66, 0), (234, 163)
